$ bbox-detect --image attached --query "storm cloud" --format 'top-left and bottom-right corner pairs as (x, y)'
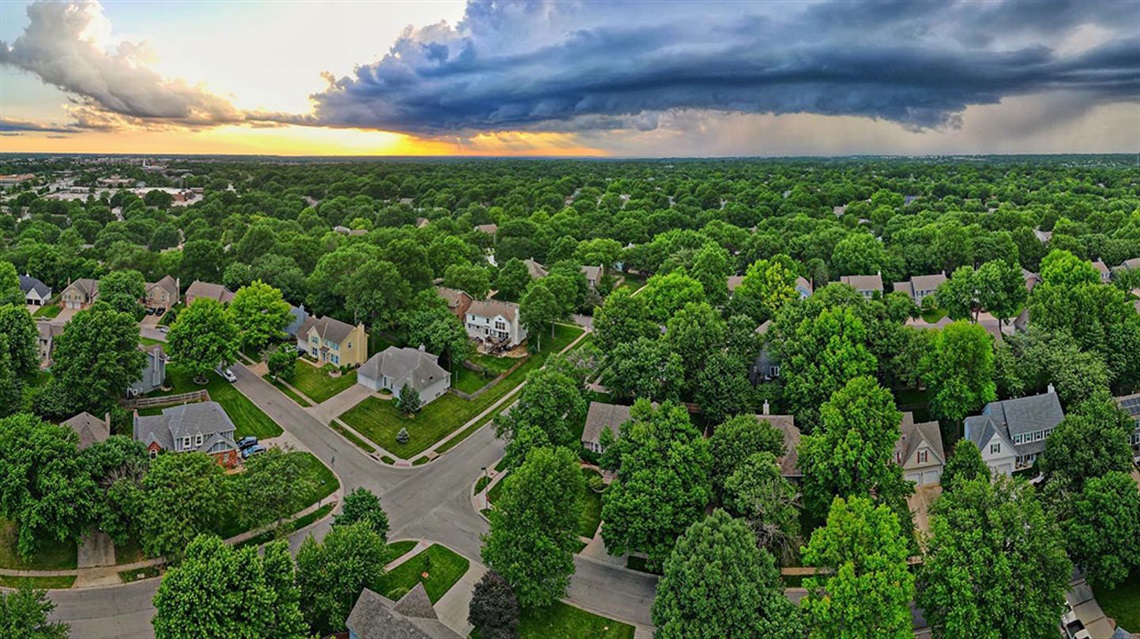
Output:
(302, 0), (1140, 134)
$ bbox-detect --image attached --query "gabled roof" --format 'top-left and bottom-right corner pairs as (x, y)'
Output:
(523, 259), (548, 279)
(964, 390), (1063, 457)
(64, 278), (99, 298)
(284, 305), (309, 337)
(581, 264), (603, 281)
(1092, 260), (1111, 278)
(467, 298), (519, 322)
(37, 321), (64, 341)
(795, 276), (813, 296)
(436, 287), (470, 309)
(1120, 257), (1140, 271)
(893, 273), (946, 297)
(474, 223), (498, 235)
(895, 412), (945, 468)
(582, 401), (632, 446)
(185, 280), (234, 304)
(361, 347), (448, 392)
(346, 588), (460, 639)
(840, 274), (883, 293)
(61, 412), (109, 450)
(19, 274), (50, 297)
(300, 315), (358, 344)
(756, 413), (800, 477)
(391, 583), (437, 620)
(134, 401), (237, 453)
(146, 275), (178, 298)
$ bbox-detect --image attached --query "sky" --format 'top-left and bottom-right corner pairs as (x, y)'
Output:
(1, 0), (1138, 157)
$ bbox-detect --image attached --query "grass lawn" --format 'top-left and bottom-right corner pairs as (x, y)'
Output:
(920, 308), (948, 323)
(487, 476), (505, 504)
(473, 476), (492, 495)
(341, 324), (584, 458)
(32, 304), (63, 319)
(1094, 572), (1140, 630)
(139, 336), (163, 347)
(0, 575), (76, 589)
(329, 420), (377, 453)
(578, 469), (603, 539)
(157, 365), (282, 438)
(290, 362), (358, 403)
(236, 503), (337, 550)
(517, 601), (635, 639)
(263, 375), (313, 406)
(0, 520), (77, 570)
(387, 540), (418, 561)
(453, 366), (495, 394)
(219, 452), (338, 540)
(119, 566), (161, 583)
(376, 544), (470, 604)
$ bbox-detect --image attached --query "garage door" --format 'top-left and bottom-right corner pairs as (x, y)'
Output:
(905, 472), (923, 485)
(922, 470), (941, 486)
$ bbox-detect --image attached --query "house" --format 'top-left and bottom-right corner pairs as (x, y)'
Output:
(36, 321), (63, 365)
(582, 264), (604, 289)
(358, 345), (450, 404)
(1033, 228), (1052, 244)
(297, 315), (369, 367)
(840, 274), (883, 299)
(1092, 260), (1112, 283)
(756, 403), (800, 480)
(465, 299), (528, 349)
(61, 412), (110, 450)
(582, 401), (632, 453)
(895, 412), (945, 487)
(474, 223), (498, 236)
(795, 276), (813, 299)
(892, 273), (946, 304)
(284, 304), (309, 338)
(963, 386), (1064, 475)
(19, 275), (51, 307)
(128, 345), (166, 397)
(144, 275), (179, 310)
(523, 259), (548, 279)
(60, 278), (99, 309)
(133, 401), (240, 467)
(749, 321), (780, 384)
(437, 287), (473, 322)
(415, 217), (430, 229)
(1117, 257), (1140, 272)
(333, 225), (367, 236)
(346, 584), (460, 639)
(727, 275), (745, 293)
(1022, 269), (1041, 291)
(184, 280), (234, 305)
(1115, 393), (1140, 449)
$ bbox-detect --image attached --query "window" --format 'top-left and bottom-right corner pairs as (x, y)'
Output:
(149, 449), (157, 459)
(195, 434), (203, 447)
(990, 443), (1001, 454)
(918, 450), (928, 463)
(347, 342), (352, 349)
(1035, 431), (1043, 441)
(183, 436), (191, 449)
(770, 365), (780, 377)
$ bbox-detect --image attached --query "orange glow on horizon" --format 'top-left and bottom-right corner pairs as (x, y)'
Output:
(0, 124), (609, 157)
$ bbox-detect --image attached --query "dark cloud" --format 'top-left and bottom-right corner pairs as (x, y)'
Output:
(0, 118), (77, 134)
(300, 0), (1140, 134)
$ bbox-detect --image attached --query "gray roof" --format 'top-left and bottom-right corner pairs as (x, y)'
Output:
(756, 413), (799, 477)
(840, 274), (883, 293)
(37, 321), (64, 341)
(134, 401), (237, 453)
(582, 401), (632, 446)
(467, 298), (519, 322)
(893, 273), (946, 298)
(146, 275), (178, 299)
(895, 412), (945, 468)
(185, 280), (234, 304)
(391, 583), (436, 620)
(361, 347), (448, 392)
(1116, 393), (1140, 432)
(61, 412), (109, 450)
(19, 274), (50, 297)
(299, 314), (357, 344)
(523, 259), (548, 279)
(1120, 258), (1140, 270)
(581, 264), (603, 282)
(284, 304), (309, 337)
(346, 588), (460, 639)
(965, 390), (1063, 457)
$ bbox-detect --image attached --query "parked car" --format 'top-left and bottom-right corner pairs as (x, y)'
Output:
(241, 445), (265, 459)
(145, 307), (156, 316)
(237, 436), (258, 450)
(220, 368), (237, 383)
(157, 325), (169, 333)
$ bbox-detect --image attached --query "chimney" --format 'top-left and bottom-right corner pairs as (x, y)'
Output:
(418, 344), (426, 352)
(762, 400), (770, 416)
(104, 412), (111, 430)
(1046, 383), (1055, 395)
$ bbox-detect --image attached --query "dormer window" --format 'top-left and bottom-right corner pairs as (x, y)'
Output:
(990, 443), (1001, 454)
(183, 436), (192, 449)
(195, 434), (203, 447)
(918, 450), (928, 463)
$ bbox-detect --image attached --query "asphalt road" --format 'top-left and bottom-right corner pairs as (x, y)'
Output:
(49, 360), (659, 637)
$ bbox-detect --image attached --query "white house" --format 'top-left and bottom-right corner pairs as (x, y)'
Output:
(895, 412), (945, 487)
(465, 299), (527, 349)
(964, 385), (1064, 475)
(358, 345), (451, 405)
(19, 275), (51, 307)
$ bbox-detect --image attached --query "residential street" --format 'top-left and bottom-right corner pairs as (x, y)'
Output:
(49, 360), (660, 638)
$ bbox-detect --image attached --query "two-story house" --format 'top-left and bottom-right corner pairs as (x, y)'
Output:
(358, 345), (450, 405)
(963, 385), (1064, 476)
(60, 278), (99, 309)
(840, 273), (884, 299)
(19, 274), (51, 307)
(128, 344), (166, 397)
(465, 299), (527, 349)
(895, 412), (946, 487)
(437, 287), (473, 323)
(184, 280), (234, 306)
(892, 272), (947, 305)
(1115, 393), (1140, 450)
(582, 401), (633, 454)
(297, 315), (368, 367)
(133, 401), (240, 467)
(144, 275), (179, 310)
(1092, 259), (1112, 284)
(36, 321), (63, 366)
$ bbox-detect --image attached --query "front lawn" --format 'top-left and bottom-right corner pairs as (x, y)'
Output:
(290, 362), (358, 403)
(157, 365), (282, 438)
(340, 324), (584, 458)
(0, 575), (76, 589)
(1095, 572), (1140, 630)
(0, 520), (77, 570)
(32, 304), (62, 319)
(376, 544), (470, 604)
(578, 468), (603, 539)
(386, 540), (418, 562)
(453, 366), (496, 394)
(517, 601), (635, 639)
(219, 451), (338, 539)
(920, 307), (948, 323)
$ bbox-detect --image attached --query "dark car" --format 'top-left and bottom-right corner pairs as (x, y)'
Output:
(145, 307), (156, 316)
(237, 436), (258, 450)
(241, 445), (265, 460)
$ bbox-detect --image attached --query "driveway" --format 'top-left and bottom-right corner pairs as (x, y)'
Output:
(304, 383), (374, 425)
(139, 312), (163, 329)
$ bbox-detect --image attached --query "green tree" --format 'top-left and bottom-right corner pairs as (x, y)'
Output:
(694, 350), (751, 425)
(167, 298), (239, 383)
(1062, 471), (1140, 589)
(935, 266), (978, 321)
(592, 287), (657, 353)
(443, 263), (491, 300)
(798, 376), (909, 520)
(918, 475), (1071, 639)
(708, 414), (785, 497)
(0, 304), (40, 375)
(396, 383), (422, 415)
(688, 243), (731, 306)
(600, 337), (685, 403)
(975, 259), (1027, 323)
(228, 280), (292, 351)
(663, 301), (726, 387)
(267, 346), (298, 382)
(722, 452), (801, 564)
(0, 337), (21, 418)
(0, 261), (23, 306)
(180, 239), (226, 284)
(495, 362), (585, 468)
(296, 522), (389, 635)
(519, 279), (563, 350)
(153, 536), (307, 639)
(919, 320), (996, 424)
(601, 402), (712, 568)
(494, 258), (532, 302)
(338, 259), (411, 330)
(0, 587), (69, 639)
(640, 271), (705, 323)
(51, 305), (145, 412)
(81, 435), (149, 544)
(802, 496), (915, 639)
(1038, 395), (1134, 498)
(99, 269), (146, 319)
(482, 446), (583, 608)
(652, 509), (802, 639)
(238, 449), (317, 532)
(939, 440), (989, 492)
(139, 453), (230, 562)
(832, 233), (889, 277)
(468, 570), (519, 639)
(333, 488), (389, 540)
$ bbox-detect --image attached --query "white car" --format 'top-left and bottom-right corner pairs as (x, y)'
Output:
(220, 368), (237, 383)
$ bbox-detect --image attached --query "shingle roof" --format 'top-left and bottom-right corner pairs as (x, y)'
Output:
(727, 275), (744, 292)
(65, 278), (99, 299)
(361, 347), (448, 392)
(894, 412), (945, 468)
(1092, 260), (1111, 278)
(185, 280), (234, 304)
(346, 588), (460, 639)
(146, 275), (178, 298)
(284, 305), (309, 337)
(436, 287), (469, 309)
(581, 265), (603, 282)
(795, 276), (813, 296)
(965, 390), (1063, 457)
(523, 259), (548, 279)
(300, 315), (357, 344)
(1120, 258), (1140, 270)
(893, 273), (946, 298)
(134, 401), (237, 454)
(582, 402), (632, 446)
(755, 413), (799, 477)
(37, 321), (64, 341)
(19, 274), (50, 297)
(467, 298), (519, 322)
(61, 412), (109, 450)
(840, 274), (883, 293)
(474, 223), (498, 235)
(391, 583), (437, 620)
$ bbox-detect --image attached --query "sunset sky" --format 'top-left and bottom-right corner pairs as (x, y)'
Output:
(1, 0), (1138, 157)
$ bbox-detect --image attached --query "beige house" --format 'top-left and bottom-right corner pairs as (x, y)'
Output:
(840, 274), (884, 299)
(184, 280), (234, 306)
(60, 278), (99, 309)
(895, 412), (946, 487)
(145, 275), (180, 309)
(892, 273), (947, 304)
(297, 315), (369, 367)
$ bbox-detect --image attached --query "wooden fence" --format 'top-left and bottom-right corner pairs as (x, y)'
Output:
(125, 390), (209, 410)
(449, 357), (529, 401)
